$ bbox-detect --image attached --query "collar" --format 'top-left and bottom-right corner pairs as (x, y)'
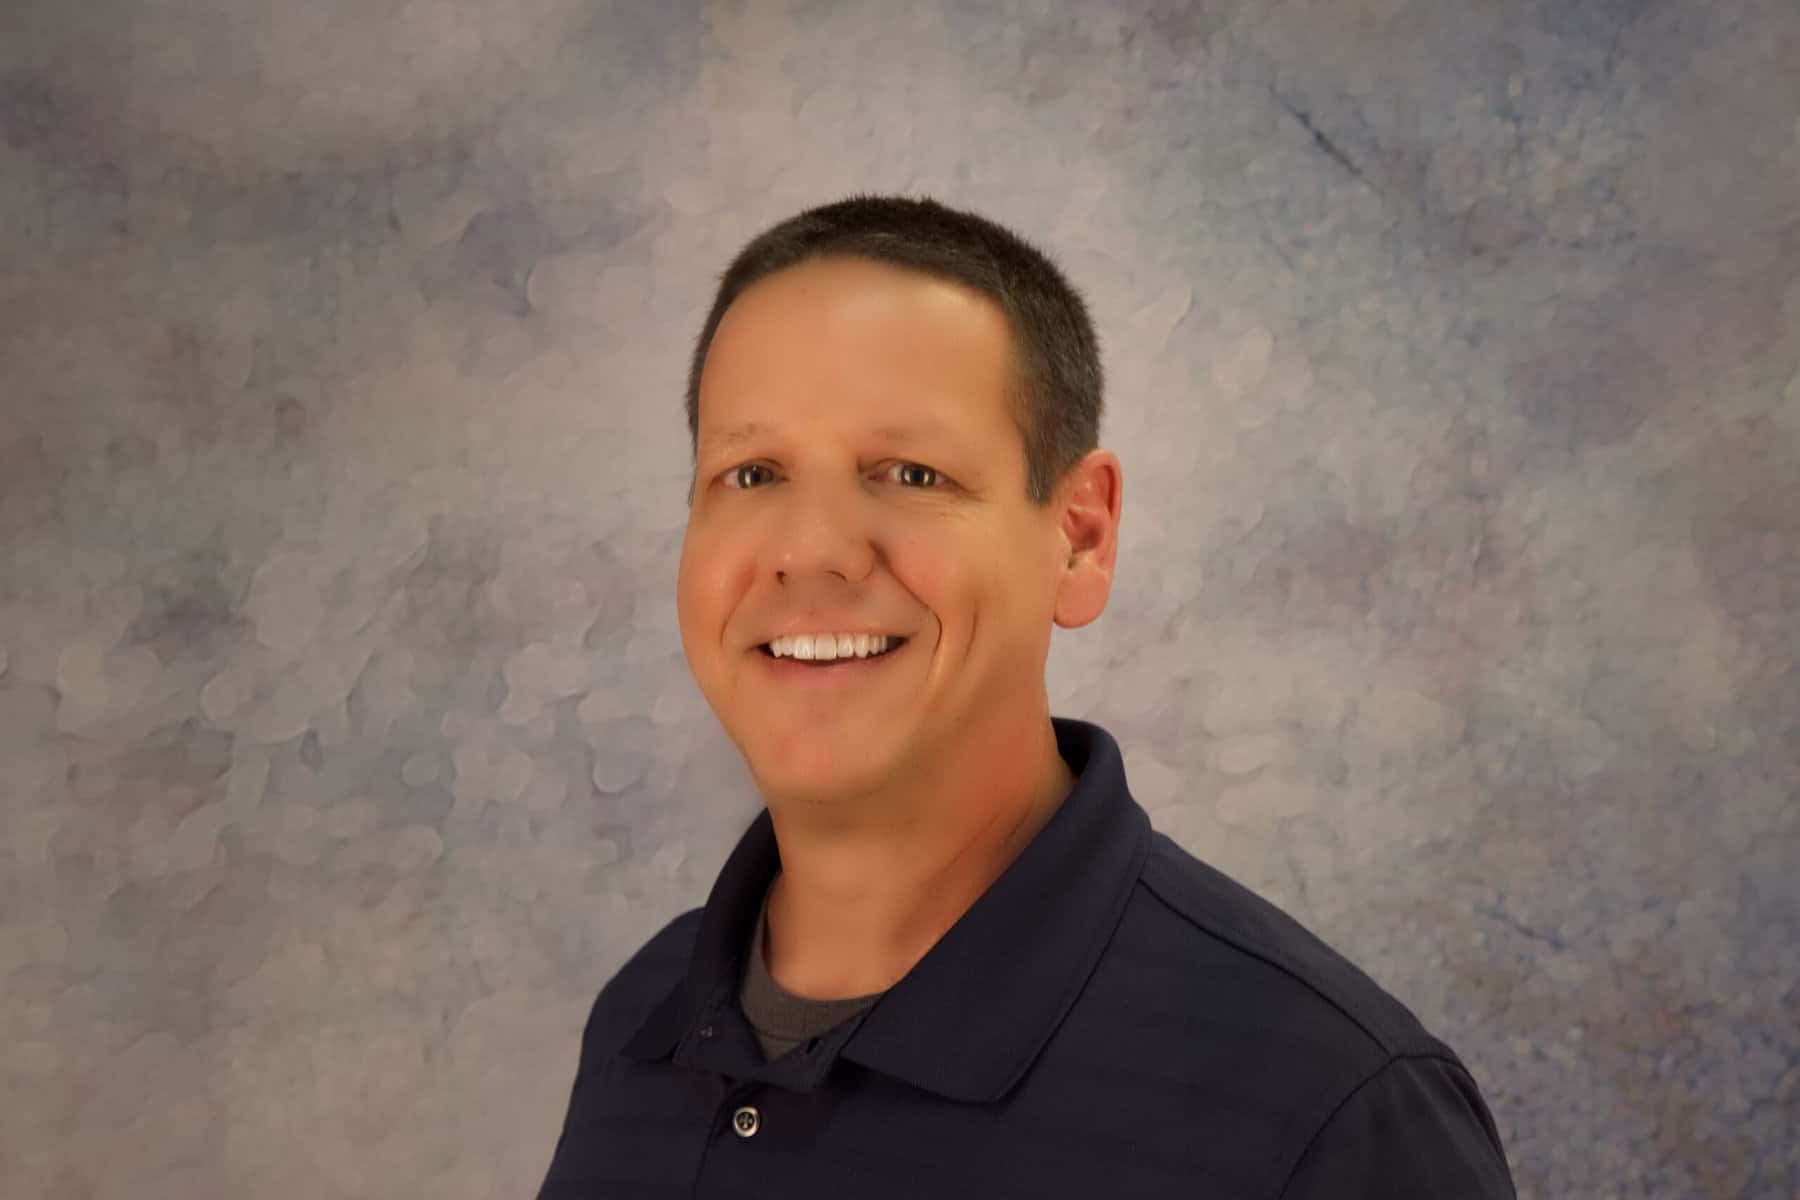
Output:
(621, 716), (1151, 1103)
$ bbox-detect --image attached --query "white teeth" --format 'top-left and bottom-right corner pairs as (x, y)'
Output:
(768, 634), (897, 660)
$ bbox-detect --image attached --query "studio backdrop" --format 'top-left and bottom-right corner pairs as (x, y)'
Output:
(2, 1), (1796, 1197)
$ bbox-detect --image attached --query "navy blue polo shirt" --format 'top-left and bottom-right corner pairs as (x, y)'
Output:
(537, 717), (1515, 1198)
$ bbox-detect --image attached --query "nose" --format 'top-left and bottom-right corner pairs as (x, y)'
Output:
(765, 474), (878, 585)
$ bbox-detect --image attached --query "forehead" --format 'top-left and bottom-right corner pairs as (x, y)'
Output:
(696, 256), (1018, 450)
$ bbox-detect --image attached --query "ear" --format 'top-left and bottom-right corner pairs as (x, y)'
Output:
(1052, 449), (1123, 631)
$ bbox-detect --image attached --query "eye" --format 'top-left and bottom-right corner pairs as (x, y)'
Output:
(885, 462), (940, 489)
(724, 463), (775, 490)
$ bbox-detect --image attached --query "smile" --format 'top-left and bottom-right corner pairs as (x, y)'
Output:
(761, 633), (906, 661)
(755, 635), (912, 682)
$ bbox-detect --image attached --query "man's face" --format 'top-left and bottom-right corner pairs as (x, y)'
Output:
(677, 255), (1074, 807)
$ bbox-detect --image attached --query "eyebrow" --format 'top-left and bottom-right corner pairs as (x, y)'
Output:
(697, 419), (957, 457)
(697, 422), (767, 457)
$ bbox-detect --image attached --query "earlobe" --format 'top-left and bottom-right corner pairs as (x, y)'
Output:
(1052, 552), (1114, 631)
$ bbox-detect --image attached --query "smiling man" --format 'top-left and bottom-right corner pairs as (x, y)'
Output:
(536, 196), (1515, 1198)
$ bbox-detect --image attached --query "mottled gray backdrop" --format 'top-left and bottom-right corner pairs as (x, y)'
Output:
(3, 1), (1796, 1196)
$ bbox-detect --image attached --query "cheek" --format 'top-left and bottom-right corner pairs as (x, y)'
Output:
(675, 533), (728, 635)
(884, 525), (949, 580)
(886, 537), (988, 639)
(982, 525), (1061, 628)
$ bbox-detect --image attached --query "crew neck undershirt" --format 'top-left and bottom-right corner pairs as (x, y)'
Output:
(737, 873), (886, 1062)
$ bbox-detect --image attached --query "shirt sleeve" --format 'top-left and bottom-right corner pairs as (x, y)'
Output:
(1277, 1054), (1516, 1200)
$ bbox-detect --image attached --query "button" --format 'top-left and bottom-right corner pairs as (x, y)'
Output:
(731, 1105), (760, 1138)
(698, 1025), (715, 1040)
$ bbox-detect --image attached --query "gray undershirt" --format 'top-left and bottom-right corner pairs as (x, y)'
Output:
(738, 873), (886, 1061)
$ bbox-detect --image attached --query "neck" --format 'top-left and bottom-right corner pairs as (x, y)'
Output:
(759, 711), (1075, 1000)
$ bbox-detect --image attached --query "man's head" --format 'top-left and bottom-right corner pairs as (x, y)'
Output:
(675, 195), (1122, 810)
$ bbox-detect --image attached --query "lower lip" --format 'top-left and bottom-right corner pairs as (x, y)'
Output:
(755, 639), (910, 685)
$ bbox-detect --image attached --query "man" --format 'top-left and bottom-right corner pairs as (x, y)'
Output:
(537, 195), (1515, 1197)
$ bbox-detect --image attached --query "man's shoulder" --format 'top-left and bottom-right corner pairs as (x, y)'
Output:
(1116, 835), (1515, 1196)
(1118, 830), (1455, 1063)
(1049, 831), (1511, 1195)
(577, 907), (704, 1058)
(618, 906), (707, 981)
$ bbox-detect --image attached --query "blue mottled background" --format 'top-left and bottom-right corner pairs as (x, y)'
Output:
(2, 2), (1796, 1196)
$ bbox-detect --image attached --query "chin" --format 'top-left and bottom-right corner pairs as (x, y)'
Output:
(745, 738), (897, 803)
